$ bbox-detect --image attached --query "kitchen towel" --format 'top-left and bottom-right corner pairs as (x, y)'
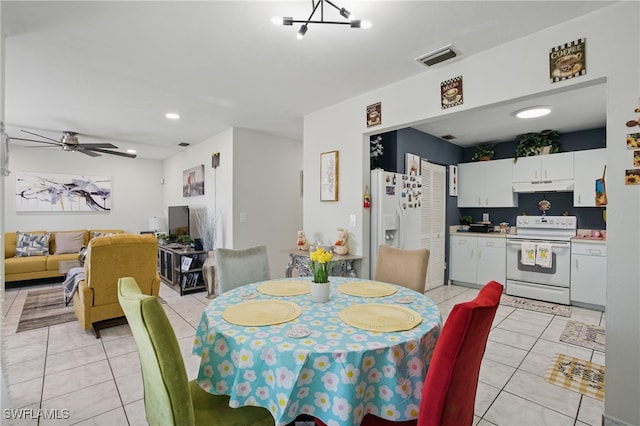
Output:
(520, 242), (537, 266)
(536, 243), (553, 268)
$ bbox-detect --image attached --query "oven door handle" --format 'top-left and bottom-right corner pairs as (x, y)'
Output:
(507, 240), (571, 249)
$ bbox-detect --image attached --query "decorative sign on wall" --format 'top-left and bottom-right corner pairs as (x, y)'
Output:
(449, 165), (458, 196)
(441, 76), (463, 109)
(183, 164), (205, 197)
(366, 102), (382, 127)
(550, 38), (586, 83)
(405, 153), (420, 176)
(15, 171), (112, 212)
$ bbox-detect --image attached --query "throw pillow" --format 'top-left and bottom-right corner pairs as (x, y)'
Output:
(54, 231), (86, 254)
(15, 231), (51, 257)
(91, 231), (117, 239)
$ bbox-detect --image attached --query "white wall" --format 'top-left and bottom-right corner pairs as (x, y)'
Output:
(163, 127), (303, 278)
(233, 127), (303, 278)
(303, 3), (639, 424)
(4, 146), (164, 233)
(163, 128), (234, 247)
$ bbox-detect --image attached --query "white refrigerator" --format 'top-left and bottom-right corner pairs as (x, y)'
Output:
(370, 169), (423, 276)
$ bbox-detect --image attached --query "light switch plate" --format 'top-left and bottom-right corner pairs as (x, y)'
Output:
(349, 214), (357, 227)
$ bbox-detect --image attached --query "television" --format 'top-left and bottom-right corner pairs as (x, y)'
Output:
(168, 205), (190, 239)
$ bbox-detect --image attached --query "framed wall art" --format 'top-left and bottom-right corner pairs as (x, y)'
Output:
(15, 171), (112, 212)
(183, 164), (205, 197)
(550, 38), (586, 83)
(320, 150), (339, 201)
(405, 153), (420, 176)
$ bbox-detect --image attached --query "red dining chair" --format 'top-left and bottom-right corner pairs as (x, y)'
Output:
(315, 280), (503, 426)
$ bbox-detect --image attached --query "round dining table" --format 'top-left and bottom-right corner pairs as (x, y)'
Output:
(192, 276), (442, 426)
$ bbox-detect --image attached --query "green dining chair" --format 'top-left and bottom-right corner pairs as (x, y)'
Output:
(117, 277), (274, 426)
(215, 245), (271, 294)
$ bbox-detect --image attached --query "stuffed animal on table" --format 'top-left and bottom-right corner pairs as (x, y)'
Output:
(334, 228), (349, 255)
(296, 230), (310, 251)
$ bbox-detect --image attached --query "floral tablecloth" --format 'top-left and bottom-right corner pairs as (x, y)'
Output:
(193, 276), (442, 426)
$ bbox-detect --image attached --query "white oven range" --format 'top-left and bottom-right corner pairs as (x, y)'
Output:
(506, 215), (576, 305)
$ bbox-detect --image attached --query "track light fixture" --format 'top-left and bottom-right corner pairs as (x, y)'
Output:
(272, 0), (370, 39)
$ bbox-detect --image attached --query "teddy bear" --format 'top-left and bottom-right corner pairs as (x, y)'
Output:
(296, 230), (310, 251)
(334, 228), (349, 255)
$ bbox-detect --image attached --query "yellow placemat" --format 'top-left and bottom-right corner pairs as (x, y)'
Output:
(223, 300), (302, 326)
(338, 280), (398, 298)
(338, 303), (422, 332)
(256, 280), (311, 296)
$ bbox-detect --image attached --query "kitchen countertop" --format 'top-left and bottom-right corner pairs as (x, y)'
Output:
(571, 236), (606, 244)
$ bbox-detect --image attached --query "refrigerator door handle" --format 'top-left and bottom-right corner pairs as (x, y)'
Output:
(397, 202), (405, 248)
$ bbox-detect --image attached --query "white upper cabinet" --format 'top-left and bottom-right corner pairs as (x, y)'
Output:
(512, 152), (574, 182)
(574, 149), (607, 207)
(458, 158), (517, 208)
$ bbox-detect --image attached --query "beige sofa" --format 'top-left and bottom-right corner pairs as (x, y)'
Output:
(4, 229), (124, 283)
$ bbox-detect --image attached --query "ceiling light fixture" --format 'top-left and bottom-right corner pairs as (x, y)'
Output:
(272, 0), (370, 39)
(165, 112), (180, 120)
(127, 149), (137, 154)
(515, 106), (552, 119)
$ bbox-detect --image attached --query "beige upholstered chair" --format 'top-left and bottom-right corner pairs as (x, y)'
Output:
(374, 245), (430, 293)
(215, 245), (270, 294)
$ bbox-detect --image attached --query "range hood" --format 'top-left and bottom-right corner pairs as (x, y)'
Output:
(512, 179), (574, 193)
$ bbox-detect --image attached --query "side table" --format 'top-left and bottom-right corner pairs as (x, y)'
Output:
(283, 248), (363, 278)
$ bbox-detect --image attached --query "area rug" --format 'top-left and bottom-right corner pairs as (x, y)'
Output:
(545, 353), (605, 401)
(17, 287), (166, 333)
(500, 295), (572, 317)
(17, 287), (76, 332)
(560, 321), (605, 352)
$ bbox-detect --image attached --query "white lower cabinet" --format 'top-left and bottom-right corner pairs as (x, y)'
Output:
(450, 235), (506, 286)
(570, 241), (606, 310)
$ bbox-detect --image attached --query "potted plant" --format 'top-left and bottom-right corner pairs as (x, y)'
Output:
(460, 215), (474, 231)
(156, 233), (169, 245)
(471, 144), (496, 161)
(177, 234), (193, 247)
(309, 247), (334, 302)
(514, 129), (560, 162)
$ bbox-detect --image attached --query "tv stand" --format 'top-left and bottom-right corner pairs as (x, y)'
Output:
(158, 245), (207, 296)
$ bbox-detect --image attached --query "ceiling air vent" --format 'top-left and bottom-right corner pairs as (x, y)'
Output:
(415, 45), (457, 67)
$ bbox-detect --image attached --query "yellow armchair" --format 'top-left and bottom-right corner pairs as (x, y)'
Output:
(73, 233), (160, 336)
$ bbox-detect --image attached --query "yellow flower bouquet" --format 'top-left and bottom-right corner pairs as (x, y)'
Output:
(309, 247), (333, 283)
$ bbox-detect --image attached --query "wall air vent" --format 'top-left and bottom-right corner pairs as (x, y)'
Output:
(178, 142), (190, 147)
(415, 45), (457, 67)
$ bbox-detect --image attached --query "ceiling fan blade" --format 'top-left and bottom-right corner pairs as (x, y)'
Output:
(89, 147), (137, 159)
(78, 148), (101, 157)
(77, 143), (118, 149)
(21, 130), (61, 143)
(11, 137), (62, 147)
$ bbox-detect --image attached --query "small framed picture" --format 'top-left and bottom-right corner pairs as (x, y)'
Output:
(181, 256), (193, 272)
(320, 150), (339, 201)
(405, 153), (420, 176)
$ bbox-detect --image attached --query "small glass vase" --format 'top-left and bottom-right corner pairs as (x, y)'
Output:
(310, 281), (330, 303)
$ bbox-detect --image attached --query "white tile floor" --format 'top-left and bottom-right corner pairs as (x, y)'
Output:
(2, 282), (605, 426)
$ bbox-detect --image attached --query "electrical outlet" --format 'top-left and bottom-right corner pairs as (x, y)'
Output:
(349, 214), (357, 227)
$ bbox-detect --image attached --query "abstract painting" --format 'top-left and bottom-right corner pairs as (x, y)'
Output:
(16, 172), (112, 212)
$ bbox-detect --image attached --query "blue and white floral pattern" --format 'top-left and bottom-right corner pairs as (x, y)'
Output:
(193, 277), (441, 426)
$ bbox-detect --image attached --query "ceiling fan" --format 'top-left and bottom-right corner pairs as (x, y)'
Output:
(10, 130), (137, 159)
